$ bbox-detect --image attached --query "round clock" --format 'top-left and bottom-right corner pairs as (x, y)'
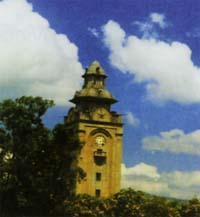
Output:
(95, 136), (105, 145)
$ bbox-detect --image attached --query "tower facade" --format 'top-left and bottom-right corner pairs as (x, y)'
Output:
(65, 61), (123, 197)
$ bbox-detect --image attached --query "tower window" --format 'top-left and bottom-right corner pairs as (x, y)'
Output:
(96, 172), (101, 181)
(95, 189), (101, 197)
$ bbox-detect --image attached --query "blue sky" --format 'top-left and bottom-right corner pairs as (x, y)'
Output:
(1, 0), (200, 199)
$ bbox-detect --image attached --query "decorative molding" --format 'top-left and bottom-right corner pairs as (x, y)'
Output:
(90, 128), (112, 138)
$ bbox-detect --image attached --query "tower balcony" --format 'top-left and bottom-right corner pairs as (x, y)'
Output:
(94, 149), (106, 165)
(94, 149), (106, 157)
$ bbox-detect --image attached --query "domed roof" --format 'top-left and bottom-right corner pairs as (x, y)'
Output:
(82, 61), (107, 78)
(70, 87), (117, 104)
(70, 61), (117, 104)
(78, 87), (114, 98)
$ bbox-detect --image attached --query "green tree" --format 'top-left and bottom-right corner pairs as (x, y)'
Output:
(52, 123), (86, 197)
(0, 96), (84, 216)
(108, 188), (146, 217)
(63, 189), (182, 217)
(143, 196), (181, 217)
(0, 96), (55, 216)
(64, 194), (108, 217)
(180, 198), (200, 217)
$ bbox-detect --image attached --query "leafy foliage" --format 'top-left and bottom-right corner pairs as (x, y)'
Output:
(53, 123), (86, 196)
(64, 194), (109, 217)
(180, 198), (200, 217)
(0, 96), (55, 215)
(0, 96), (84, 216)
(64, 189), (200, 217)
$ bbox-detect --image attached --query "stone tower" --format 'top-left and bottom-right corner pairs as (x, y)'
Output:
(65, 61), (123, 197)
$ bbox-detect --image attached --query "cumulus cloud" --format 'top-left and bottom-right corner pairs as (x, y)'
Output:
(126, 112), (140, 127)
(121, 163), (200, 199)
(121, 163), (168, 195)
(142, 129), (200, 156)
(122, 162), (160, 179)
(0, 0), (83, 105)
(163, 171), (200, 189)
(103, 20), (200, 104)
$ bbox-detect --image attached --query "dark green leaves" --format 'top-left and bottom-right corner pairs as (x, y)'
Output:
(0, 96), (68, 216)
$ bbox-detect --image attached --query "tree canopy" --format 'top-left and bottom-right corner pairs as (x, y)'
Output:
(0, 96), (83, 216)
(64, 189), (200, 217)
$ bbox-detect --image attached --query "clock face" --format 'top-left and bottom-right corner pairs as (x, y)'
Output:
(97, 108), (105, 119)
(93, 107), (109, 121)
(95, 136), (105, 145)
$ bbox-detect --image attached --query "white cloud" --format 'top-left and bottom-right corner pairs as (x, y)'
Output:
(121, 163), (200, 199)
(122, 162), (160, 179)
(88, 27), (99, 38)
(0, 0), (84, 105)
(103, 20), (200, 104)
(150, 13), (167, 28)
(163, 171), (200, 189)
(133, 13), (167, 39)
(126, 112), (140, 127)
(142, 129), (200, 156)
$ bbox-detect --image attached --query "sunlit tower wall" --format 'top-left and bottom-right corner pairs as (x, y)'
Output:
(65, 61), (123, 197)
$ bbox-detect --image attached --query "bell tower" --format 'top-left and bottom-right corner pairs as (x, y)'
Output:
(65, 61), (123, 197)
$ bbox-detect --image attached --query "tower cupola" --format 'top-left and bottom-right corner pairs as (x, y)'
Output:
(70, 61), (117, 105)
